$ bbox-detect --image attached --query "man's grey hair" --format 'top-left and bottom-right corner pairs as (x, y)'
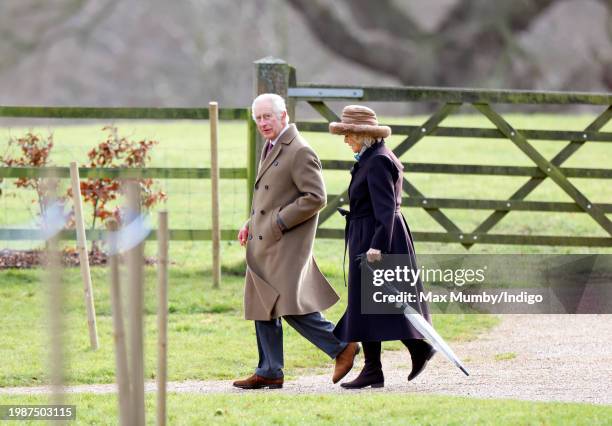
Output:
(251, 93), (290, 123)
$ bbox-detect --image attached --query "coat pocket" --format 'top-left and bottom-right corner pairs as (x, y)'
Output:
(270, 206), (283, 241)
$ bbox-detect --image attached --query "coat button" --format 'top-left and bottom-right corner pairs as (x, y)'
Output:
(258, 235), (262, 240)
(274, 161), (279, 166)
(254, 184), (259, 190)
(265, 185), (269, 190)
(248, 235), (253, 240)
(260, 210), (265, 215)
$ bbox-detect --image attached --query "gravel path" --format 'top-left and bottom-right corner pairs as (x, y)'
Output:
(1, 315), (611, 405)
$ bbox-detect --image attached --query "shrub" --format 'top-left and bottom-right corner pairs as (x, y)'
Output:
(69, 126), (166, 231)
(0, 132), (56, 216)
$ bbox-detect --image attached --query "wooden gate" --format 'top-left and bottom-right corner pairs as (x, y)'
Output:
(254, 58), (612, 247)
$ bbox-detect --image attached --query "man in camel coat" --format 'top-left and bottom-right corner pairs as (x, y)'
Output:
(233, 93), (359, 389)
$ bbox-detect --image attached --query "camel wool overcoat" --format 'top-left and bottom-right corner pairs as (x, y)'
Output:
(243, 124), (339, 320)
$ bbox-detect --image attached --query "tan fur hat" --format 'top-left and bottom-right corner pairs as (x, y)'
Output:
(329, 105), (391, 138)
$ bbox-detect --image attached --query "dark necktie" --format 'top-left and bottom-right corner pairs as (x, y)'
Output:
(264, 141), (273, 159)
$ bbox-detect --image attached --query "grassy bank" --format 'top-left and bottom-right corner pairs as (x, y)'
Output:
(0, 393), (610, 425)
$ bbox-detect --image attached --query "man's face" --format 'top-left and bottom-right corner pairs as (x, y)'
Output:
(253, 100), (286, 141)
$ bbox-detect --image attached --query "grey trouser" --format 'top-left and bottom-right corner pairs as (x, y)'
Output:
(255, 312), (348, 379)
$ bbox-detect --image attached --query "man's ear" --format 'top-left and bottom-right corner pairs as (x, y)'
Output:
(281, 111), (287, 124)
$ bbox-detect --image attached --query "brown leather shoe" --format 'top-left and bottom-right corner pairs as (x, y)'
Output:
(232, 374), (283, 389)
(332, 342), (360, 384)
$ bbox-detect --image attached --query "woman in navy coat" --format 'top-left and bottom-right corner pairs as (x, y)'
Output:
(329, 105), (434, 389)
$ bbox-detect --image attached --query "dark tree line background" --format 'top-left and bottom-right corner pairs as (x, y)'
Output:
(0, 0), (610, 110)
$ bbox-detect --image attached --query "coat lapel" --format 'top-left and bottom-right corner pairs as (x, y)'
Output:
(255, 124), (297, 184)
(348, 141), (385, 198)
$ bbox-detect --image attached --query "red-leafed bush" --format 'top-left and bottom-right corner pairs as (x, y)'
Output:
(67, 126), (166, 231)
(0, 132), (56, 215)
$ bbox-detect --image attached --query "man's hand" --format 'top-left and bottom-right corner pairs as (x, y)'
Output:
(366, 248), (382, 263)
(238, 224), (249, 247)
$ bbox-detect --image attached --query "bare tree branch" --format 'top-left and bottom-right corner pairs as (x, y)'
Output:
(287, 0), (562, 86)
(286, 0), (439, 84)
(347, 0), (426, 40)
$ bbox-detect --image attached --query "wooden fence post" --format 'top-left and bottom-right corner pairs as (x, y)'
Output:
(126, 181), (145, 426)
(45, 179), (64, 408)
(69, 161), (99, 350)
(288, 65), (296, 121)
(209, 102), (221, 289)
(106, 218), (131, 426)
(156, 211), (169, 426)
(253, 57), (293, 165)
(246, 108), (257, 216)
(47, 231), (65, 408)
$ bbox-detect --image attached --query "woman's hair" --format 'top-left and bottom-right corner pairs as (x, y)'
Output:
(350, 134), (377, 148)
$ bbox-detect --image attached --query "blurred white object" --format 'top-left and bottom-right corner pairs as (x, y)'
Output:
(105, 210), (151, 255)
(39, 201), (70, 241)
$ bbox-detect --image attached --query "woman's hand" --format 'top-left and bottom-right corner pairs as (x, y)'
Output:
(366, 248), (382, 263)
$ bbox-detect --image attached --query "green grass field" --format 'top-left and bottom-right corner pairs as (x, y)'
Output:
(1, 114), (610, 423)
(0, 259), (498, 387)
(1, 393), (610, 425)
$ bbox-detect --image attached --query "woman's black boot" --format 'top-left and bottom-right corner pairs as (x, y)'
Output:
(341, 341), (384, 389)
(403, 339), (435, 381)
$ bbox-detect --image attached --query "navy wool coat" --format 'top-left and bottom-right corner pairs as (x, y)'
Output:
(333, 141), (431, 342)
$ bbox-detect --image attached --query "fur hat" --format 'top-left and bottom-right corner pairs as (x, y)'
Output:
(329, 105), (391, 138)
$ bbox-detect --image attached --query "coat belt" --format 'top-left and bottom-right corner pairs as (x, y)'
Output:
(337, 207), (404, 287)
